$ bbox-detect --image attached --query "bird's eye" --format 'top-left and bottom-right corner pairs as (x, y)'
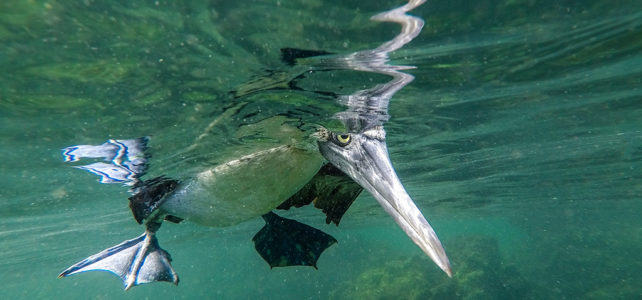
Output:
(333, 133), (351, 146)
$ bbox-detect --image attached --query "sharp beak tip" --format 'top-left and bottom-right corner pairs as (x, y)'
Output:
(322, 134), (455, 278)
(443, 265), (453, 277)
(431, 251), (452, 277)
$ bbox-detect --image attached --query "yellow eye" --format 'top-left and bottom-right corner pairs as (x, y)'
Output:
(334, 133), (351, 146)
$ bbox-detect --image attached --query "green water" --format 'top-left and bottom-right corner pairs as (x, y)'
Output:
(1, 0), (641, 299)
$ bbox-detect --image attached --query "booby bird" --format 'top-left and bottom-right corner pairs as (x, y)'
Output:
(58, 0), (451, 290)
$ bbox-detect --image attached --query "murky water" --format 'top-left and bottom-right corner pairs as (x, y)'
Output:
(1, 0), (641, 299)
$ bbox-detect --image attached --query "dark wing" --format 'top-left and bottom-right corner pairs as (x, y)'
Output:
(277, 163), (363, 225)
(280, 48), (333, 66)
(232, 48), (334, 98)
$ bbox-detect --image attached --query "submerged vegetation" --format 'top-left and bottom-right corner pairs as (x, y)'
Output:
(330, 236), (536, 300)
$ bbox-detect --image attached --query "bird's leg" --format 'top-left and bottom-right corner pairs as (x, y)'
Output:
(58, 219), (178, 290)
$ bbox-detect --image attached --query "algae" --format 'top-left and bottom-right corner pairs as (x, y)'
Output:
(330, 236), (538, 300)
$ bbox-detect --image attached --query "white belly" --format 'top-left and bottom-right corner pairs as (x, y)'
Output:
(160, 144), (323, 227)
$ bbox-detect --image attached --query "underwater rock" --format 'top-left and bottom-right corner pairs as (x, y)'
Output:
(330, 236), (536, 300)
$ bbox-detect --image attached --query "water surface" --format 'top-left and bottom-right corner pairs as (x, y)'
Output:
(1, 0), (641, 299)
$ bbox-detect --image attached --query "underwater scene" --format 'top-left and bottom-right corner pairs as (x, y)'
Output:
(1, 0), (641, 299)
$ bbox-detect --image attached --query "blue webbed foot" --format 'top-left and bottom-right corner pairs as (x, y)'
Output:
(59, 230), (178, 290)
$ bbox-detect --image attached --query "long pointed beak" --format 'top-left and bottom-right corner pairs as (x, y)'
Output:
(318, 128), (452, 276)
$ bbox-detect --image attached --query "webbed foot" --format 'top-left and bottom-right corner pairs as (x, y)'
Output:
(252, 211), (337, 269)
(59, 230), (178, 290)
